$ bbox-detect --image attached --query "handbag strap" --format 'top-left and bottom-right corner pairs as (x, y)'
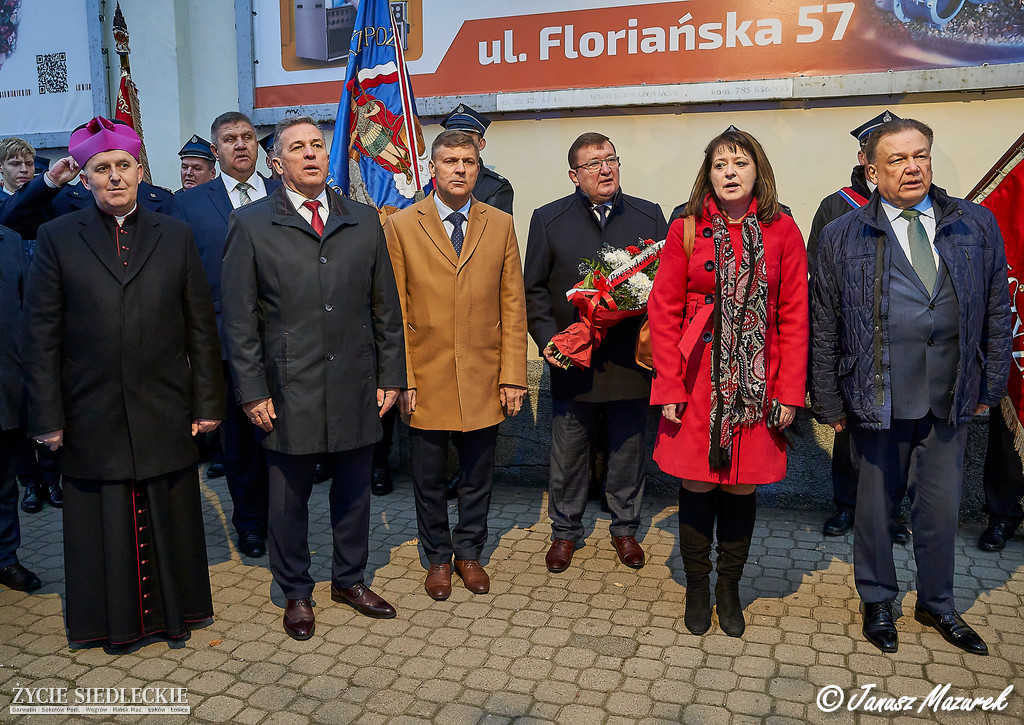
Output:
(683, 215), (696, 258)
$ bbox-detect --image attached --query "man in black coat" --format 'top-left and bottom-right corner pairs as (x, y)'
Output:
(808, 110), (910, 544)
(23, 117), (225, 653)
(0, 222), (41, 592)
(173, 111), (283, 559)
(222, 116), (405, 641)
(524, 132), (667, 574)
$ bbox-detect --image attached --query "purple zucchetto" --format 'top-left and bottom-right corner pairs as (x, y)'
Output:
(68, 116), (141, 167)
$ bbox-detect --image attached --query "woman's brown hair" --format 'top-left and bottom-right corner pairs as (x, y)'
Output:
(681, 127), (780, 224)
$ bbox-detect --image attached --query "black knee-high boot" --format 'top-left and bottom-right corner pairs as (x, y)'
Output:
(678, 486), (717, 635)
(715, 490), (756, 637)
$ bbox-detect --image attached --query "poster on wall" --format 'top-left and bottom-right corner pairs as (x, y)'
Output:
(251, 0), (1024, 112)
(0, 0), (106, 142)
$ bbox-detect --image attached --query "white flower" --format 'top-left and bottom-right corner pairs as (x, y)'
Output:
(601, 248), (631, 268)
(625, 272), (654, 303)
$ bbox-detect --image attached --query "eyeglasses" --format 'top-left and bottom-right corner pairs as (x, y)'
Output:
(573, 156), (621, 173)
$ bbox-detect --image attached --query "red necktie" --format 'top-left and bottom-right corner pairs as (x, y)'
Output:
(303, 200), (324, 236)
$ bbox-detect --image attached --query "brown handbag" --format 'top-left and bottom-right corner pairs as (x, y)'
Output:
(635, 215), (697, 371)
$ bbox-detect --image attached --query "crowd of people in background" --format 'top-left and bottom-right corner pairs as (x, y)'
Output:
(0, 106), (1018, 663)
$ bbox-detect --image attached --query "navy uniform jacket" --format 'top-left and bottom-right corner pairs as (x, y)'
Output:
(171, 175), (282, 352)
(0, 175), (173, 240)
(0, 224), (25, 431)
(524, 189), (667, 402)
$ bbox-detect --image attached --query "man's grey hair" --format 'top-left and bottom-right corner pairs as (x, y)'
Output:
(864, 118), (934, 164)
(210, 111), (255, 143)
(272, 116), (323, 156)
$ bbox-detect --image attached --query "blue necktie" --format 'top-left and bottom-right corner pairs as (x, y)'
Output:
(594, 204), (608, 229)
(446, 211), (465, 256)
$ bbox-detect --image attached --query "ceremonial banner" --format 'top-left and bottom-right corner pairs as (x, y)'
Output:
(250, 0), (1024, 110)
(969, 132), (1024, 461)
(112, 3), (151, 183)
(326, 0), (426, 213)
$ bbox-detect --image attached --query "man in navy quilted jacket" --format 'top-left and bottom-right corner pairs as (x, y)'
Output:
(811, 118), (1010, 657)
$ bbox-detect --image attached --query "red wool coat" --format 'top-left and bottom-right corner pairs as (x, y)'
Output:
(648, 200), (808, 484)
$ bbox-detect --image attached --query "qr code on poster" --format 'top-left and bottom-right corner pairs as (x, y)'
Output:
(36, 52), (68, 94)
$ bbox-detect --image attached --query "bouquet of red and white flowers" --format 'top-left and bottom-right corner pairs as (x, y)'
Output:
(550, 238), (664, 368)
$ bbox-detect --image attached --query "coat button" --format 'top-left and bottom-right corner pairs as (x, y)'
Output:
(704, 261), (714, 272)
(927, 339), (934, 346)
(702, 331), (713, 343)
(327, 353), (335, 361)
(324, 304), (333, 311)
(702, 227), (712, 238)
(929, 303), (935, 310)
(705, 295), (713, 304)
(319, 256), (327, 263)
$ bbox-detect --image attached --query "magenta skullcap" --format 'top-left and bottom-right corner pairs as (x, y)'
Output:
(69, 116), (142, 167)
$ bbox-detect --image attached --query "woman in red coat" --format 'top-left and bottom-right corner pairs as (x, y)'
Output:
(648, 127), (808, 637)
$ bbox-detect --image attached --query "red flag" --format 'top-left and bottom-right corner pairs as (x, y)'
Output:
(970, 132), (1024, 461)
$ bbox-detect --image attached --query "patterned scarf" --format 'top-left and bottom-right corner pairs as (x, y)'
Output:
(708, 210), (769, 469)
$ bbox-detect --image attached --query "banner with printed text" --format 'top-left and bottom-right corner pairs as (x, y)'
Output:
(252, 0), (1024, 110)
(0, 0), (99, 138)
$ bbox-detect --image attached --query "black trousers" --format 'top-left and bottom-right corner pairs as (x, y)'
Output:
(549, 398), (647, 542)
(831, 428), (859, 512)
(852, 414), (968, 613)
(0, 428), (22, 569)
(13, 437), (60, 487)
(982, 410), (1024, 528)
(265, 446), (372, 599)
(372, 406), (398, 469)
(410, 425), (498, 564)
(221, 362), (269, 538)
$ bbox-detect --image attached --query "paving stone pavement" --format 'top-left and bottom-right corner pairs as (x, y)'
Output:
(1, 469), (1022, 724)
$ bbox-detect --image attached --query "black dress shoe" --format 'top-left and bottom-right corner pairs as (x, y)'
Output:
(822, 509), (854, 536)
(283, 599), (315, 640)
(205, 462), (226, 479)
(0, 563), (42, 592)
(331, 582), (396, 618)
(371, 467), (392, 496)
(890, 521), (910, 545)
(914, 607), (988, 655)
(102, 640), (133, 655)
(862, 600), (899, 652)
(312, 463), (330, 484)
(46, 481), (63, 508)
(237, 532), (266, 558)
(978, 521), (1016, 552)
(20, 483), (43, 514)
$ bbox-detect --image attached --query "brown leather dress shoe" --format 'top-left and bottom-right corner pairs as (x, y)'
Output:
(424, 563), (452, 600)
(546, 539), (575, 573)
(612, 535), (645, 568)
(454, 559), (489, 594)
(331, 582), (397, 618)
(283, 598), (315, 640)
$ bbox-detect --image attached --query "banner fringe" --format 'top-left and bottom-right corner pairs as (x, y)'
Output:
(1000, 395), (1024, 478)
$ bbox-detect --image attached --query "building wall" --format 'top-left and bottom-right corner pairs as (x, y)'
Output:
(76, 2), (1022, 258)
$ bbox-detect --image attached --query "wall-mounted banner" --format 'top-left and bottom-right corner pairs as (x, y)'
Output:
(0, 0), (105, 141)
(251, 0), (1024, 111)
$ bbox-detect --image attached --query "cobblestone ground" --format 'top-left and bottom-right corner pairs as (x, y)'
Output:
(1, 469), (1022, 724)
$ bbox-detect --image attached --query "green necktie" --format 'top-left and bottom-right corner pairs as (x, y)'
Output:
(899, 209), (936, 292)
(236, 181), (253, 206)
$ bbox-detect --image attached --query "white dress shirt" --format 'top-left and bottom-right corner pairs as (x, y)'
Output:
(285, 187), (329, 230)
(433, 194), (471, 240)
(880, 195), (939, 269)
(222, 172), (268, 209)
